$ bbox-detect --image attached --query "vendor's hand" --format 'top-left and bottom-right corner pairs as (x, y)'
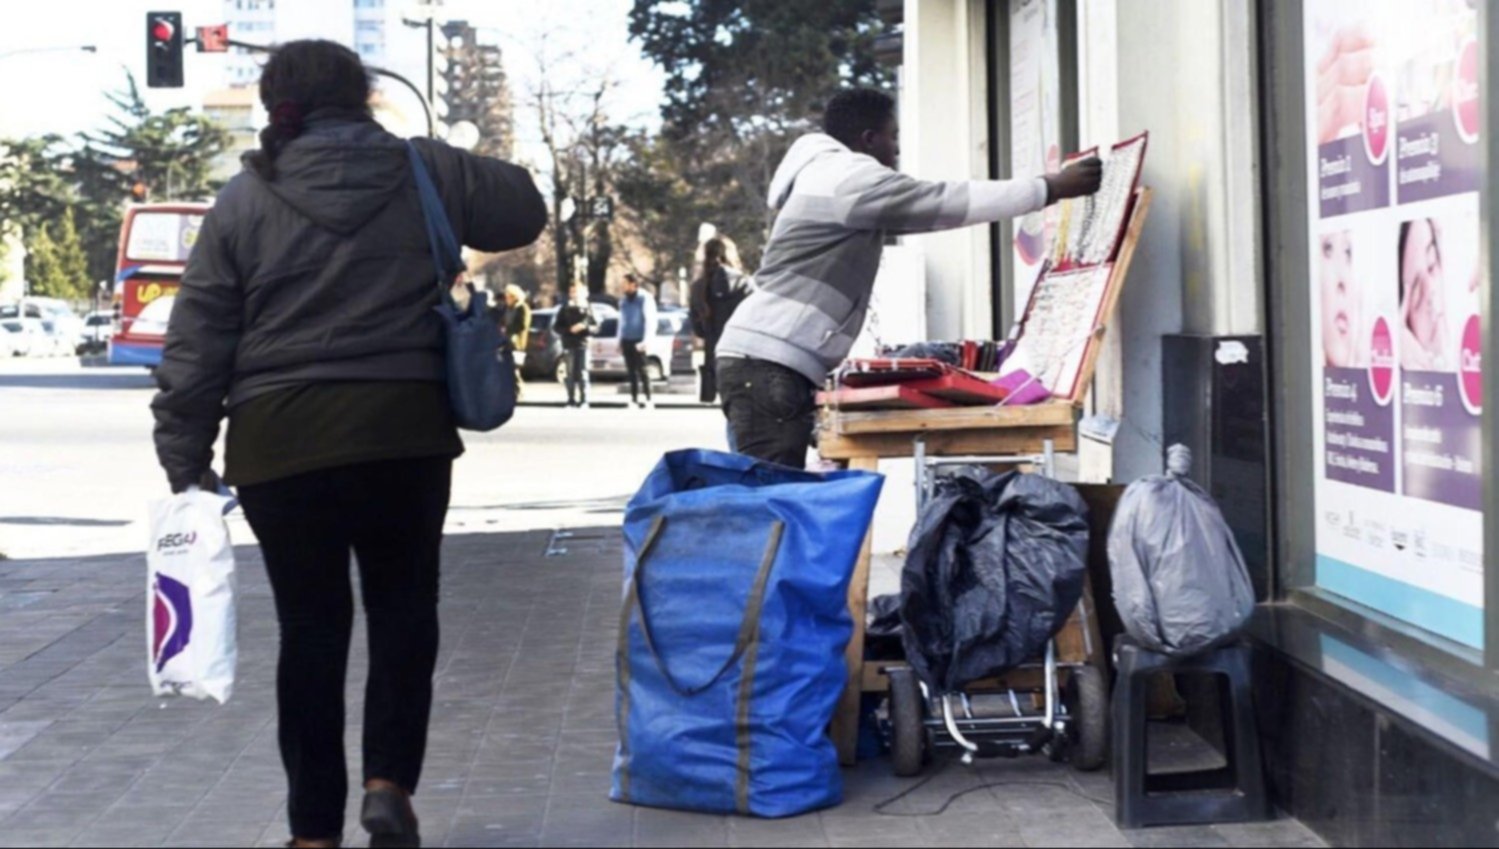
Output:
(1044, 157), (1103, 203)
(571, 322), (585, 333)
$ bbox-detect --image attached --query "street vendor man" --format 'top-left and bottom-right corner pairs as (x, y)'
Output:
(715, 87), (1103, 469)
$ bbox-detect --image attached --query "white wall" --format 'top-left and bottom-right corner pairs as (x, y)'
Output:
(1076, 0), (1263, 481)
(901, 0), (994, 341)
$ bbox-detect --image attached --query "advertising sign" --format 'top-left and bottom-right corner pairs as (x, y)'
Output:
(1009, 0), (1062, 316)
(1305, 0), (1484, 648)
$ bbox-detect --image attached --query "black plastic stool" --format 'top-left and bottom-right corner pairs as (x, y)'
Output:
(1111, 638), (1271, 829)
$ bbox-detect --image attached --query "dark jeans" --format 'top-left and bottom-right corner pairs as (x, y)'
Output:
(238, 457), (452, 840)
(564, 346), (590, 405)
(622, 340), (652, 403)
(717, 357), (817, 469)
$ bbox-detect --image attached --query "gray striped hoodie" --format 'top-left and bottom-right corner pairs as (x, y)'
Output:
(717, 133), (1049, 385)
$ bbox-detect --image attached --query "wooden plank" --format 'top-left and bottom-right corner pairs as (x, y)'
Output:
(1067, 187), (1153, 405)
(832, 452), (879, 767)
(826, 401), (1077, 436)
(818, 426), (1077, 460)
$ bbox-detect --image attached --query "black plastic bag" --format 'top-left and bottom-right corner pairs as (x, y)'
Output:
(899, 469), (1089, 693)
(1108, 445), (1254, 656)
(866, 593), (905, 660)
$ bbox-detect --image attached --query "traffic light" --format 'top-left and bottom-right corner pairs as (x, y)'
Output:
(146, 12), (184, 88)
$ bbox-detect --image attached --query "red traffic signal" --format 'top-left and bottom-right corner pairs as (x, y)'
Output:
(146, 11), (183, 88)
(197, 24), (228, 53)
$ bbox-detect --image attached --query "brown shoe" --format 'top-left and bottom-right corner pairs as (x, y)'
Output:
(361, 780), (420, 848)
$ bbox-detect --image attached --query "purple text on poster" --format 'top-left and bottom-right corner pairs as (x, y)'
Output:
(1401, 371), (1482, 511)
(1323, 367), (1396, 493)
(1396, 112), (1480, 203)
(1318, 136), (1391, 219)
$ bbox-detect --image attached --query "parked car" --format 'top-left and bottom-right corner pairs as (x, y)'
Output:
(589, 312), (687, 381)
(1, 319), (37, 357)
(31, 298), (84, 344)
(23, 298), (84, 356)
(521, 308), (563, 382)
(659, 309), (695, 376)
(521, 304), (618, 383)
(0, 303), (71, 357)
(79, 311), (114, 354)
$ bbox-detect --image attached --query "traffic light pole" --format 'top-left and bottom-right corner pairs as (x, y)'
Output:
(425, 18), (436, 116)
(226, 39), (435, 138)
(373, 64), (436, 139)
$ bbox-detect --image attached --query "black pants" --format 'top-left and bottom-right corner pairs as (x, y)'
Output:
(564, 346), (590, 405)
(238, 457), (452, 840)
(622, 340), (652, 403)
(717, 357), (817, 469)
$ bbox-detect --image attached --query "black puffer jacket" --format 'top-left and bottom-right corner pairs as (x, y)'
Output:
(151, 109), (547, 491)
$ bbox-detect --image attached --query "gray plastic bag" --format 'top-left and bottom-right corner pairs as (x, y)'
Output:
(1107, 445), (1254, 656)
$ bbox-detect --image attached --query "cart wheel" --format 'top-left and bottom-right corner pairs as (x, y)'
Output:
(1066, 665), (1109, 772)
(887, 667), (925, 777)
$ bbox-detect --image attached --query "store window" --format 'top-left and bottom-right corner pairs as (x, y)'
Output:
(989, 0), (1077, 332)
(1303, 0), (1483, 650)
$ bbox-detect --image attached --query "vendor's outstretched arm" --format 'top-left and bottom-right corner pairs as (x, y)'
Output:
(839, 157), (1102, 234)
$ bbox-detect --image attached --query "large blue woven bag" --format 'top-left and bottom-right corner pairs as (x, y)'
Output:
(612, 449), (884, 818)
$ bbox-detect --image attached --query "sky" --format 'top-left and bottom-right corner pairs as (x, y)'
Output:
(0, 0), (668, 169)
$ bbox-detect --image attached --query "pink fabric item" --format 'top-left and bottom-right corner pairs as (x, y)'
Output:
(992, 369), (1052, 405)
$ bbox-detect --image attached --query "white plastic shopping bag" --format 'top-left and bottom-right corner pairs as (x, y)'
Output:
(146, 488), (238, 703)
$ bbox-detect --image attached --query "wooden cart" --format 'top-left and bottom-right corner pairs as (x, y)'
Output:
(822, 188), (1152, 768)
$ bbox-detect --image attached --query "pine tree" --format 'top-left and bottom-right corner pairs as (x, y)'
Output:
(71, 73), (231, 281)
(51, 209), (90, 302)
(24, 225), (65, 299)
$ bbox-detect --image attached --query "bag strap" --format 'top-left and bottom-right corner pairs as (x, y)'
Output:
(615, 516), (783, 813)
(405, 141), (464, 291)
(617, 516), (783, 699)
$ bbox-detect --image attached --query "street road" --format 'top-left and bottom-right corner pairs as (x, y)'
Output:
(0, 358), (726, 560)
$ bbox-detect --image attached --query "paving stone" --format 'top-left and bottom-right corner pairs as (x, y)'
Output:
(0, 531), (1326, 849)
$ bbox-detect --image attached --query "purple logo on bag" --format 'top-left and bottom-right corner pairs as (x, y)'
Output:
(152, 574), (193, 673)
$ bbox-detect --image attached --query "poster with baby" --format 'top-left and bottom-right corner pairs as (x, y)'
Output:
(1305, 0), (1483, 649)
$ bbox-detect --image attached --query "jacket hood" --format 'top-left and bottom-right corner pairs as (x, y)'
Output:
(256, 112), (410, 236)
(767, 133), (849, 209)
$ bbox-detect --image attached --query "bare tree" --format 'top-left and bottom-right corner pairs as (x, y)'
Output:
(524, 38), (636, 301)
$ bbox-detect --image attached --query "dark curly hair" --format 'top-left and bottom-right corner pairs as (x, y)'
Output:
(823, 88), (896, 150)
(244, 40), (372, 180)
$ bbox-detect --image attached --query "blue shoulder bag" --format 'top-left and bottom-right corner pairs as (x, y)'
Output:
(407, 141), (516, 431)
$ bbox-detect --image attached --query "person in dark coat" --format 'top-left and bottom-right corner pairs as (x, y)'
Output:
(554, 283), (597, 408)
(689, 237), (753, 403)
(150, 40), (546, 849)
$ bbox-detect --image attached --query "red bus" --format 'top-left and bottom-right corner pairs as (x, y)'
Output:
(108, 203), (210, 368)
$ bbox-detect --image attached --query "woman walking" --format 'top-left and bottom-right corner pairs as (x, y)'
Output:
(151, 41), (546, 848)
(689, 236), (753, 401)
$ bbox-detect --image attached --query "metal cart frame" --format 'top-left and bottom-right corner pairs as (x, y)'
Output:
(881, 437), (1107, 774)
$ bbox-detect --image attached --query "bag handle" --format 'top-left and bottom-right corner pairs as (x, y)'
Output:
(681, 454), (823, 492)
(617, 515), (784, 698)
(405, 142), (465, 295)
